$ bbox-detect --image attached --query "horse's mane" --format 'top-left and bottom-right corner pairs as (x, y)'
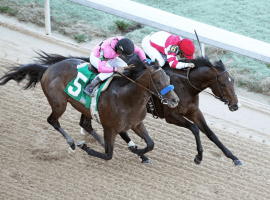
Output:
(180, 56), (226, 71)
(114, 53), (152, 87)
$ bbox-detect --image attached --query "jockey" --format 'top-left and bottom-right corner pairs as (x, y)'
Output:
(141, 31), (196, 69)
(84, 36), (147, 96)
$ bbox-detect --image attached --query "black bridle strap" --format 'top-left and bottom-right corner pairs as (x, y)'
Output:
(214, 70), (228, 102)
(116, 68), (164, 99)
(186, 68), (229, 103)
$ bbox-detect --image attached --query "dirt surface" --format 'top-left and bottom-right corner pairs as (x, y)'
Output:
(1, 15), (270, 200)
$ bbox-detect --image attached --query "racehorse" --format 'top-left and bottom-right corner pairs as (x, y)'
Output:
(0, 52), (179, 161)
(122, 57), (243, 166)
(27, 54), (243, 165)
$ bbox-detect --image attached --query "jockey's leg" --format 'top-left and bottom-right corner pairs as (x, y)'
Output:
(84, 55), (126, 96)
(83, 75), (102, 96)
(141, 34), (165, 66)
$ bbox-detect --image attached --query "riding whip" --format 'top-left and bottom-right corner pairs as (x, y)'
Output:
(194, 30), (204, 57)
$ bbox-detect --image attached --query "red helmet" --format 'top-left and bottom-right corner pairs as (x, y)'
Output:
(179, 39), (195, 60)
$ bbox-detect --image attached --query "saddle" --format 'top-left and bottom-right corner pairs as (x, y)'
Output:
(87, 63), (120, 93)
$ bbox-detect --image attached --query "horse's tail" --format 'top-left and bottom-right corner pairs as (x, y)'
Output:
(0, 63), (48, 89)
(35, 50), (90, 65)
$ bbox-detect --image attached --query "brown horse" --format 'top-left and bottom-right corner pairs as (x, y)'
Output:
(121, 57), (243, 166)
(0, 52), (179, 161)
(30, 54), (243, 165)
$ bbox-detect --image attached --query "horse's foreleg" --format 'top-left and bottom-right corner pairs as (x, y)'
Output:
(119, 132), (151, 163)
(79, 114), (105, 147)
(129, 123), (154, 158)
(165, 111), (203, 165)
(77, 130), (117, 160)
(47, 113), (75, 152)
(186, 109), (242, 166)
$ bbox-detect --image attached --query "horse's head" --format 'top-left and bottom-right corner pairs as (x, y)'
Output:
(210, 60), (241, 111)
(145, 59), (179, 108)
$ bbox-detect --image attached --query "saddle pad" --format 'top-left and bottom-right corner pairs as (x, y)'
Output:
(64, 63), (109, 109)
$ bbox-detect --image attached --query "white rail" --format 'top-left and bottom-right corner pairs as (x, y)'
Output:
(44, 0), (51, 35)
(67, 0), (270, 63)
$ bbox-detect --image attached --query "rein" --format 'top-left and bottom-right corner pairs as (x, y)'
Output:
(116, 67), (169, 103)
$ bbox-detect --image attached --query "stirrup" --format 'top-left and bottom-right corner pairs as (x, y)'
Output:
(90, 85), (100, 97)
(83, 85), (94, 96)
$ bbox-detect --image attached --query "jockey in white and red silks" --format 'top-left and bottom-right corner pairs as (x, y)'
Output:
(84, 36), (147, 96)
(142, 31), (196, 69)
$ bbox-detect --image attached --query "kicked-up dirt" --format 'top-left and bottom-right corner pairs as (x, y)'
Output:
(0, 16), (270, 200)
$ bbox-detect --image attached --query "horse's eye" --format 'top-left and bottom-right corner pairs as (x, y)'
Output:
(156, 80), (161, 84)
(221, 83), (226, 87)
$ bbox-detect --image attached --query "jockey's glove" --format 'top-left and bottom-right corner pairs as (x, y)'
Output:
(187, 63), (195, 68)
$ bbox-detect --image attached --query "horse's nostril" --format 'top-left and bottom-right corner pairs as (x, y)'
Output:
(173, 98), (179, 103)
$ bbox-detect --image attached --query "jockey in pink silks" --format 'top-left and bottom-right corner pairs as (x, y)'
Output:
(141, 31), (196, 69)
(84, 36), (147, 96)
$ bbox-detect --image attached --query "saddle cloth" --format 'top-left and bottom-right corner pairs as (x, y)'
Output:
(64, 63), (116, 108)
(64, 63), (120, 123)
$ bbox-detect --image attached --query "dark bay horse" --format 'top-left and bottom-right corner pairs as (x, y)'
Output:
(123, 57), (243, 166)
(0, 52), (179, 161)
(30, 54), (242, 165)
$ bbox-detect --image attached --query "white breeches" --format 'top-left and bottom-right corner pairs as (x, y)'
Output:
(90, 52), (127, 81)
(141, 34), (166, 67)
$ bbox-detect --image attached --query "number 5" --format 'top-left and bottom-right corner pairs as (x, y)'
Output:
(68, 72), (88, 97)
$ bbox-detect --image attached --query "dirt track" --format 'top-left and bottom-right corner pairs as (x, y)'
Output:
(1, 17), (270, 200)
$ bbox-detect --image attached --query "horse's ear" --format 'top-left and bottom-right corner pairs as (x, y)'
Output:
(155, 59), (159, 66)
(145, 62), (155, 73)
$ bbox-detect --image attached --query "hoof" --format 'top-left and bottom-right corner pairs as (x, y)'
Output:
(234, 159), (243, 166)
(76, 141), (86, 149)
(67, 146), (76, 156)
(140, 155), (151, 164)
(141, 159), (152, 164)
(194, 156), (202, 165)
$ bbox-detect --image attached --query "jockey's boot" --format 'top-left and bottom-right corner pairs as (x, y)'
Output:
(83, 76), (102, 96)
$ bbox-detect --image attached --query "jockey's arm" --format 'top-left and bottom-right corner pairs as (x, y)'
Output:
(98, 60), (117, 73)
(167, 53), (189, 69)
(134, 45), (147, 61)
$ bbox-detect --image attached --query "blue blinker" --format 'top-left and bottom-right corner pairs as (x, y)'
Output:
(160, 85), (174, 95)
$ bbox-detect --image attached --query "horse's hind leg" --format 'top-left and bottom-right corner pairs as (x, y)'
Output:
(47, 111), (76, 152)
(79, 114), (105, 147)
(119, 132), (151, 164)
(45, 91), (75, 152)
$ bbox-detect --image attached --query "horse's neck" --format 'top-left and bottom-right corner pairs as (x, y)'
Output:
(188, 67), (213, 93)
(124, 70), (151, 104)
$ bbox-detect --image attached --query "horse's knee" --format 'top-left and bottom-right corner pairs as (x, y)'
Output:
(147, 141), (154, 151)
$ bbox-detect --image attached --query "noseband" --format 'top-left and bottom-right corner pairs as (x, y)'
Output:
(213, 70), (230, 104)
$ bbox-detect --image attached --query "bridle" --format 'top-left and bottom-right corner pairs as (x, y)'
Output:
(187, 67), (230, 104)
(116, 67), (174, 104)
(165, 67), (231, 104)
